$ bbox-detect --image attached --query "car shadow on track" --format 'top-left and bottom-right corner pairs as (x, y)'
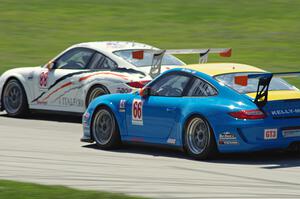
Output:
(212, 150), (300, 169)
(0, 112), (82, 123)
(83, 143), (188, 158)
(83, 143), (300, 169)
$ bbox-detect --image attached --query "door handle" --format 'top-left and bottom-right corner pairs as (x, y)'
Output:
(166, 107), (176, 112)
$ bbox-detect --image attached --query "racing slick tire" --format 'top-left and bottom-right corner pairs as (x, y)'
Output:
(91, 106), (121, 149)
(184, 116), (217, 160)
(2, 79), (28, 117)
(86, 85), (109, 107)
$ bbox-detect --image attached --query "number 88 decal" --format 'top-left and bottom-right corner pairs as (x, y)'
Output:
(132, 99), (143, 125)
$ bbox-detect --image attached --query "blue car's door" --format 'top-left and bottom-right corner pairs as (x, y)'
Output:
(126, 95), (180, 139)
(125, 72), (193, 139)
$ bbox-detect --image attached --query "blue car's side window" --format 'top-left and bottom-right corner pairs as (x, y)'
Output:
(187, 78), (217, 97)
(150, 73), (191, 97)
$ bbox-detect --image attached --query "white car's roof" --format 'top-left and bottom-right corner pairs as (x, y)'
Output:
(49, 41), (185, 74)
(72, 41), (158, 53)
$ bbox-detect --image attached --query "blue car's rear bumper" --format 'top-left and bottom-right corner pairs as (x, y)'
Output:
(214, 117), (300, 153)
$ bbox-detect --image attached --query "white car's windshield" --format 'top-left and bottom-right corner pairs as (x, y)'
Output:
(113, 50), (184, 67)
(215, 72), (297, 94)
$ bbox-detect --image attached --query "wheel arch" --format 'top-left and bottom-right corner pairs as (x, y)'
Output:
(85, 83), (110, 107)
(181, 112), (218, 147)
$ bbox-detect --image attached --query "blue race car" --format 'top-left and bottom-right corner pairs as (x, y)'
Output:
(81, 65), (300, 159)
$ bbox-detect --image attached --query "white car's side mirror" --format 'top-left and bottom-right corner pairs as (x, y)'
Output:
(46, 61), (55, 70)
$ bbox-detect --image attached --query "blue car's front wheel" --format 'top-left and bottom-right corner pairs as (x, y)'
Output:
(92, 106), (121, 149)
(184, 116), (217, 160)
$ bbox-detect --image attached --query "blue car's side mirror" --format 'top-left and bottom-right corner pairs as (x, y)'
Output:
(139, 87), (151, 98)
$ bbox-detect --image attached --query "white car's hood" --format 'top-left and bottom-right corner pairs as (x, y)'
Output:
(0, 66), (42, 81)
(2, 66), (41, 75)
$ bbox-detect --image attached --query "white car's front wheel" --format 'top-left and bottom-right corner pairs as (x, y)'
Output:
(3, 79), (28, 117)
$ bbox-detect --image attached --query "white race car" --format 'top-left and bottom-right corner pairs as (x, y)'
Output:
(0, 41), (231, 117)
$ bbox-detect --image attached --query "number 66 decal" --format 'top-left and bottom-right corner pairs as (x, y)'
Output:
(132, 99), (143, 125)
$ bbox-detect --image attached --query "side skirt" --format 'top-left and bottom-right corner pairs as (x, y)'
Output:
(29, 109), (83, 116)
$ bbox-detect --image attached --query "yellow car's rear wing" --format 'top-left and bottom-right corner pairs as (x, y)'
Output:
(235, 72), (300, 107)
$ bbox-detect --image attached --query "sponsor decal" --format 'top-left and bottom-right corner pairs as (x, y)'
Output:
(53, 84), (85, 104)
(82, 112), (90, 128)
(220, 140), (239, 145)
(59, 97), (84, 107)
(37, 101), (47, 105)
(132, 99), (143, 125)
(219, 132), (236, 140)
(264, 129), (277, 140)
(43, 82), (73, 102)
(219, 132), (239, 145)
(167, 138), (176, 144)
(39, 71), (48, 88)
(271, 109), (300, 116)
(28, 72), (34, 80)
(282, 129), (300, 138)
(181, 68), (196, 74)
(117, 87), (132, 93)
(181, 68), (192, 73)
(83, 112), (90, 120)
(119, 99), (126, 112)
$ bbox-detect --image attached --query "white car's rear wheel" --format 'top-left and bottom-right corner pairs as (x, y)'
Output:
(92, 107), (120, 149)
(3, 79), (28, 117)
(86, 86), (109, 107)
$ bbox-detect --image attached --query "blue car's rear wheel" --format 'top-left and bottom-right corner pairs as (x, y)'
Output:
(184, 116), (217, 160)
(92, 106), (120, 149)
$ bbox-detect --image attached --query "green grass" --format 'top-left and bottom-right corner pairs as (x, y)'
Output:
(0, 180), (147, 199)
(0, 0), (299, 86)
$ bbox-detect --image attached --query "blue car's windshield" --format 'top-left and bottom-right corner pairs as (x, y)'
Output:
(113, 50), (184, 67)
(215, 72), (298, 94)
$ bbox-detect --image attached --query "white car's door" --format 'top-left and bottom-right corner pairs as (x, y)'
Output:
(31, 47), (95, 111)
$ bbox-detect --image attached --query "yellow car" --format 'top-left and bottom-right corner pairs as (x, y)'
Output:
(182, 62), (300, 101)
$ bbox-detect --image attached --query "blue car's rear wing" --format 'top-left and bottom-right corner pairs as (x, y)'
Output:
(235, 72), (300, 107)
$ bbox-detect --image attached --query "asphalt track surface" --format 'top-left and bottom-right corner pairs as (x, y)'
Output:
(0, 111), (300, 199)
